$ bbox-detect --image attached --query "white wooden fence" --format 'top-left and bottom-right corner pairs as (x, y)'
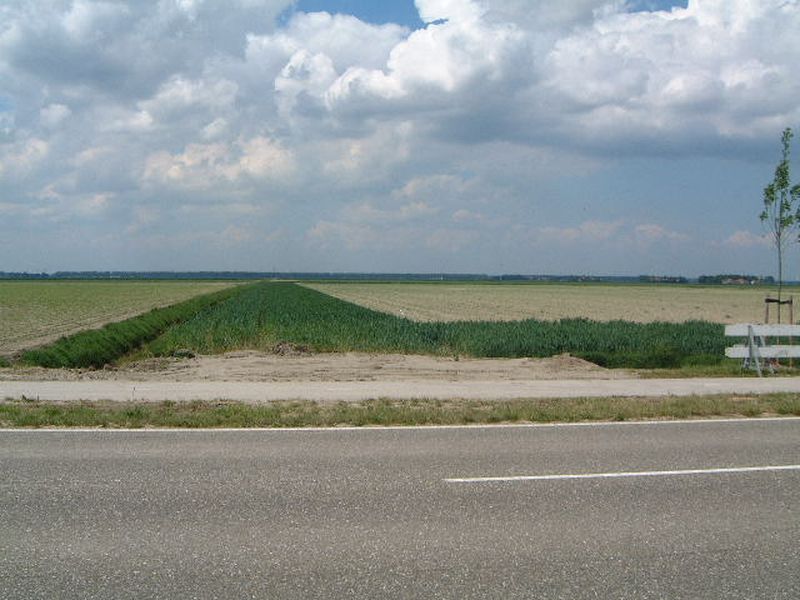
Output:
(725, 324), (800, 376)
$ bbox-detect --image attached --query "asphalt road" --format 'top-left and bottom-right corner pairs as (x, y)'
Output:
(4, 376), (800, 402)
(1, 419), (798, 599)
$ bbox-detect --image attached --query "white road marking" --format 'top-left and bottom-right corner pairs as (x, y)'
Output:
(445, 464), (800, 483)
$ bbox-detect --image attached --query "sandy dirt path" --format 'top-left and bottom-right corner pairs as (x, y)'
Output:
(1, 351), (798, 402)
(3, 377), (800, 403)
(0, 351), (630, 382)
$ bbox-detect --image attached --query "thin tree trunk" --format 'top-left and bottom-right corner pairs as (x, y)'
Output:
(778, 242), (783, 324)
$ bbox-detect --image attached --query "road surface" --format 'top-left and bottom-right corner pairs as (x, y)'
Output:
(1, 419), (798, 598)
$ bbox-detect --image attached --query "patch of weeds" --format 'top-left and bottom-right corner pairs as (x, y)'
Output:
(774, 396), (800, 415)
(639, 362), (758, 379)
(9, 395), (39, 404)
(1, 394), (798, 429)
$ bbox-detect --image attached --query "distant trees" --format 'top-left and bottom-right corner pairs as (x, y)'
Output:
(760, 127), (800, 314)
(637, 275), (688, 284)
(698, 274), (774, 285)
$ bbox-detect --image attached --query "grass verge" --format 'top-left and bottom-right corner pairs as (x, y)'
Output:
(1, 394), (797, 428)
(639, 363), (800, 378)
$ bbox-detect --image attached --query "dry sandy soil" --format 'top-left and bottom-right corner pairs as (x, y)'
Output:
(0, 351), (632, 383)
(8, 353), (800, 403)
(305, 282), (774, 324)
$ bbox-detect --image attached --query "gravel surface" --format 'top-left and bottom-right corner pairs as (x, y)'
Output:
(3, 376), (800, 402)
(3, 351), (797, 402)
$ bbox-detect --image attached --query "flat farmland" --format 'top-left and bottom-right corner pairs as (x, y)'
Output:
(304, 282), (785, 324)
(0, 280), (237, 355)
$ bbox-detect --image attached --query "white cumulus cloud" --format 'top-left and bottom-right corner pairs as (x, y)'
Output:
(0, 0), (797, 275)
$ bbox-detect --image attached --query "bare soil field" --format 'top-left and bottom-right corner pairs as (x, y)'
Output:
(305, 282), (781, 324)
(0, 280), (237, 355)
(0, 351), (630, 383)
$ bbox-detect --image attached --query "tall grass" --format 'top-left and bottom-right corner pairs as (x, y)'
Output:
(2, 395), (797, 428)
(21, 286), (243, 368)
(148, 282), (726, 368)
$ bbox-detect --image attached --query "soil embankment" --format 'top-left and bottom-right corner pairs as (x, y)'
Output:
(0, 351), (626, 383)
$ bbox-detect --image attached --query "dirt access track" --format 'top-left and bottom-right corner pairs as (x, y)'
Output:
(3, 351), (800, 402)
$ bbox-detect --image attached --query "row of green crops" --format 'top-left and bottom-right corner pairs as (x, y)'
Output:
(146, 282), (727, 368)
(21, 285), (245, 368)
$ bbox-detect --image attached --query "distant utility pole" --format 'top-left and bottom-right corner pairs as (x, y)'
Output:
(760, 127), (800, 323)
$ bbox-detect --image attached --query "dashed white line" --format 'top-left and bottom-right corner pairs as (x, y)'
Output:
(445, 464), (800, 483)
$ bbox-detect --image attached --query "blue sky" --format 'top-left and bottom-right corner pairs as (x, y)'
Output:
(293, 1), (689, 28)
(294, 0), (425, 28)
(1, 0), (799, 277)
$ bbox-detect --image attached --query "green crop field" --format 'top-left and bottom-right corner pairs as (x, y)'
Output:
(304, 282), (785, 324)
(0, 280), (239, 356)
(141, 282), (726, 369)
(13, 281), (734, 369)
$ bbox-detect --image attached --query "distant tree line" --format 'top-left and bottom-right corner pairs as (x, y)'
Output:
(638, 275), (688, 284)
(698, 274), (776, 285)
(0, 271), (779, 284)
(0, 271), (493, 281)
(0, 272), (690, 283)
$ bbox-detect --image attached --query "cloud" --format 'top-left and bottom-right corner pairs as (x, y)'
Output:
(133, 225), (260, 252)
(452, 209), (486, 223)
(269, 0), (800, 155)
(721, 230), (770, 248)
(306, 220), (382, 251)
(0, 137), (48, 178)
(480, 0), (609, 30)
(126, 205), (160, 235)
(537, 220), (624, 243)
(248, 11), (407, 74)
(416, 0), (486, 24)
(74, 192), (112, 217)
(143, 136), (295, 190)
(0, 0), (798, 275)
(342, 200), (439, 223)
(324, 1), (526, 112)
(0, 202), (25, 216)
(539, 0), (800, 150)
(99, 108), (155, 133)
(307, 193), (441, 252)
(236, 136), (296, 180)
(320, 121), (414, 180)
(275, 50), (338, 117)
(40, 103), (72, 128)
(140, 75), (238, 118)
(72, 146), (113, 168)
(178, 202), (266, 217)
(634, 223), (689, 243)
(219, 224), (253, 245)
(424, 227), (479, 252)
(535, 221), (691, 246)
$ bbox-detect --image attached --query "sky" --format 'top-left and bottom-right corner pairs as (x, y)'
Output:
(1, 0), (800, 277)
